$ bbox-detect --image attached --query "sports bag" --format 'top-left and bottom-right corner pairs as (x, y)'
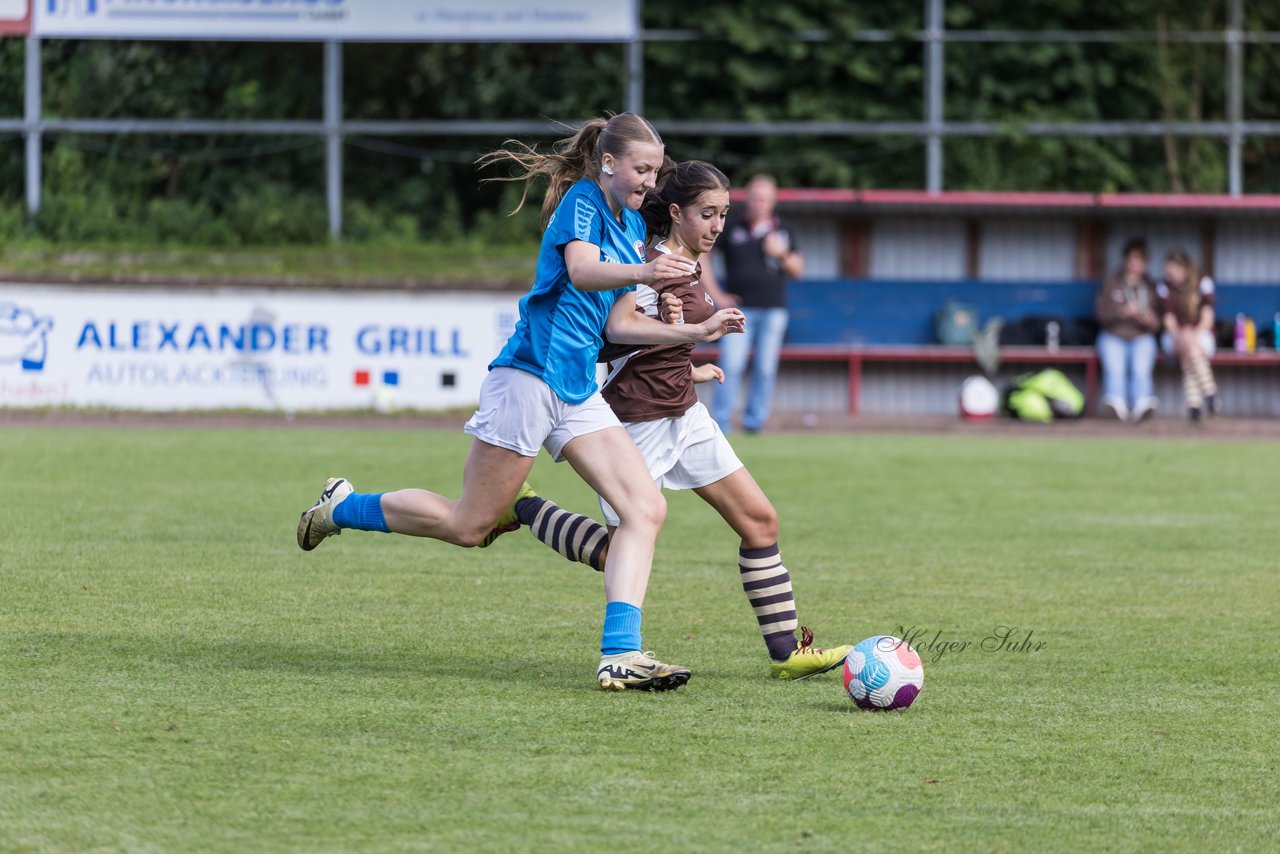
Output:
(1002, 369), (1084, 422)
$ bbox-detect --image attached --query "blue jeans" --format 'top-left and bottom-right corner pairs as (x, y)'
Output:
(1096, 330), (1157, 411)
(712, 307), (789, 434)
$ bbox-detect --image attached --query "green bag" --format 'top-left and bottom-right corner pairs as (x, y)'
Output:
(1003, 369), (1084, 422)
(936, 300), (978, 347)
(1006, 388), (1054, 423)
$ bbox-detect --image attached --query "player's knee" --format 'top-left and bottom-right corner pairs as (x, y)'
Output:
(621, 489), (666, 532)
(739, 501), (778, 546)
(643, 491), (668, 530)
(756, 504), (779, 543)
(451, 513), (501, 548)
(453, 526), (489, 548)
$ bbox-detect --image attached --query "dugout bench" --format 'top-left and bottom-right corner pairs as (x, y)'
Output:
(694, 345), (1280, 417)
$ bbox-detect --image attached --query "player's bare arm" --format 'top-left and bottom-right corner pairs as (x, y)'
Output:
(606, 292), (744, 345)
(565, 240), (693, 292)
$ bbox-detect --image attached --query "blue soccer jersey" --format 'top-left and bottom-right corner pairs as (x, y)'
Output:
(491, 178), (647, 404)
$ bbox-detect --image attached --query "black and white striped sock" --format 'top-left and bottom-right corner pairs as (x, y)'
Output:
(516, 496), (608, 571)
(739, 544), (799, 662)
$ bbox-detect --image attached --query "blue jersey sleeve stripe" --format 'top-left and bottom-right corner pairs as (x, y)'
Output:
(573, 198), (599, 244)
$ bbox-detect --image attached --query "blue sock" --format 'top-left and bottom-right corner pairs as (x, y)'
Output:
(600, 601), (642, 655)
(331, 492), (389, 533)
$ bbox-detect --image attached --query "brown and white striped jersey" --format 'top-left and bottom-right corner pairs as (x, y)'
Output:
(600, 243), (717, 423)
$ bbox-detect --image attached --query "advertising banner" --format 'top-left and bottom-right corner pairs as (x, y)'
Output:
(0, 285), (520, 411)
(0, 0), (30, 36)
(33, 0), (637, 42)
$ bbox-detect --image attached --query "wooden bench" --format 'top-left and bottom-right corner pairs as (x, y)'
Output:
(694, 345), (1280, 416)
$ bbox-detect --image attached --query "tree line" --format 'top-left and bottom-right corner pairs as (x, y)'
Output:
(1, 0), (1277, 245)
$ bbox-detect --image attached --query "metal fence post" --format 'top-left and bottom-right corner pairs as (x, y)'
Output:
(924, 0), (945, 193)
(626, 0), (644, 114)
(24, 36), (41, 218)
(324, 40), (343, 240)
(1227, 0), (1244, 196)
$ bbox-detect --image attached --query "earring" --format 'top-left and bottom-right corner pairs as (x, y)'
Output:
(602, 165), (614, 176)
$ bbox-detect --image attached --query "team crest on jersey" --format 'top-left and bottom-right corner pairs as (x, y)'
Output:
(634, 240), (645, 259)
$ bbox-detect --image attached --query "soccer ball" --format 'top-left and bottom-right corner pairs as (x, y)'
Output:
(843, 635), (924, 710)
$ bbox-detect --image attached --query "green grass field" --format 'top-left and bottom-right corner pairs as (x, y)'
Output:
(2, 427), (1277, 852)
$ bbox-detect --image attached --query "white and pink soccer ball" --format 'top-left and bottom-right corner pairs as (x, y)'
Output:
(843, 635), (924, 710)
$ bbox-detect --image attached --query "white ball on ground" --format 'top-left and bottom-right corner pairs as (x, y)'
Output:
(843, 635), (924, 710)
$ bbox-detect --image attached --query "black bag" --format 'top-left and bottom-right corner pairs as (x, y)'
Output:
(1060, 316), (1099, 347)
(999, 316), (1049, 346)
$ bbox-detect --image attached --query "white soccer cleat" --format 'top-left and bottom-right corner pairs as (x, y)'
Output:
(597, 651), (691, 692)
(296, 477), (354, 551)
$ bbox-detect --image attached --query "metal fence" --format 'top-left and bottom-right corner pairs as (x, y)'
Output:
(3, 0), (1272, 238)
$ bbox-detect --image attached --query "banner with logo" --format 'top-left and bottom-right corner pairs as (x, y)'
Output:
(0, 285), (521, 411)
(34, 0), (636, 41)
(0, 0), (30, 35)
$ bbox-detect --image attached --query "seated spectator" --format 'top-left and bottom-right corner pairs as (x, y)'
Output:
(1156, 248), (1218, 422)
(1095, 237), (1160, 422)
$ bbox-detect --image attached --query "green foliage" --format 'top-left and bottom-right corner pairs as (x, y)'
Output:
(1, 2), (1277, 246)
(1, 428), (1277, 850)
(0, 239), (538, 286)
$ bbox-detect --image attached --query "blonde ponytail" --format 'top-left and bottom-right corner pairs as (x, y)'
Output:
(477, 112), (663, 226)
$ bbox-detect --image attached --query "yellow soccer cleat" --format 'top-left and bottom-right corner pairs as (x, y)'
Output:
(479, 481), (537, 548)
(770, 626), (854, 681)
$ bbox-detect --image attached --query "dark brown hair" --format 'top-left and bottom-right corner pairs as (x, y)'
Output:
(1122, 237), (1148, 260)
(476, 112), (664, 225)
(640, 160), (730, 241)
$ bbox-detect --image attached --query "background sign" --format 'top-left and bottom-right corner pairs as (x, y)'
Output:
(0, 0), (30, 36)
(0, 285), (520, 412)
(33, 0), (637, 42)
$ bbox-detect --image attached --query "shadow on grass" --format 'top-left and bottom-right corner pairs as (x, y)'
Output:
(14, 631), (568, 689)
(825, 701), (919, 715)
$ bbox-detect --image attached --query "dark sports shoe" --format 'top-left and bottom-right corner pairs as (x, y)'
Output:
(597, 651), (691, 692)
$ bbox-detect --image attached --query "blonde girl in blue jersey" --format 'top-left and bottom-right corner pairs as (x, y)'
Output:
(295, 113), (746, 692)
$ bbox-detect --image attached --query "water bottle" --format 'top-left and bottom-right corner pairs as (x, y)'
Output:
(1234, 313), (1247, 353)
(1045, 321), (1060, 353)
(1245, 316), (1257, 353)
(1274, 312), (1280, 351)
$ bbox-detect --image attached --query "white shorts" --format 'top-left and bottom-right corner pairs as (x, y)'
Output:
(598, 402), (744, 526)
(464, 367), (621, 462)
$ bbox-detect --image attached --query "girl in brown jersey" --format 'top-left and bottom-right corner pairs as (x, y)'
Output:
(1156, 248), (1219, 421)
(512, 161), (853, 680)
